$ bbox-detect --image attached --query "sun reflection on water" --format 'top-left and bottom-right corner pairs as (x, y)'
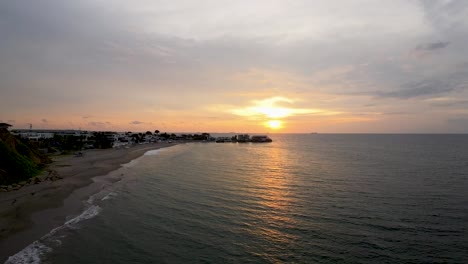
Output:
(242, 144), (300, 259)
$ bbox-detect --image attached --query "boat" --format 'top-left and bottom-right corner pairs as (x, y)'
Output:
(250, 135), (272, 143)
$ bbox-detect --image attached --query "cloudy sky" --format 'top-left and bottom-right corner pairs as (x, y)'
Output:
(1, 0), (468, 133)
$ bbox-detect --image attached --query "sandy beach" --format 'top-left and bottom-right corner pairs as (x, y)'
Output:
(0, 142), (177, 262)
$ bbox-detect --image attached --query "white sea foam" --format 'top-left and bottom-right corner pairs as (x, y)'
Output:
(5, 205), (102, 264)
(144, 148), (166, 156)
(122, 148), (166, 168)
(102, 192), (118, 201)
(86, 194), (96, 204)
(5, 241), (52, 264)
(63, 205), (101, 226)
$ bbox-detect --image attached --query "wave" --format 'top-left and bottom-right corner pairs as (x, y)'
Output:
(123, 148), (166, 168)
(144, 148), (166, 156)
(5, 205), (102, 264)
(102, 192), (118, 201)
(62, 205), (101, 227)
(4, 241), (52, 264)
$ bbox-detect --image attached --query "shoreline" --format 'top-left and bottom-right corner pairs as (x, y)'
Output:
(0, 143), (178, 262)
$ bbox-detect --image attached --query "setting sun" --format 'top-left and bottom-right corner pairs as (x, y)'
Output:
(266, 120), (283, 130)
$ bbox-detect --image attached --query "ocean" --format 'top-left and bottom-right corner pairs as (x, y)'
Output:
(7, 134), (468, 263)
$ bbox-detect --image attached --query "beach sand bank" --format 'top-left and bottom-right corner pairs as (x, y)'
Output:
(0, 143), (177, 262)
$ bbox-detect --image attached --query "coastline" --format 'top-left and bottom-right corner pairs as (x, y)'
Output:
(0, 143), (177, 262)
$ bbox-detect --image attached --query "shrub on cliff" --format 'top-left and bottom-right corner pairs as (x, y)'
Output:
(0, 142), (40, 184)
(0, 129), (50, 185)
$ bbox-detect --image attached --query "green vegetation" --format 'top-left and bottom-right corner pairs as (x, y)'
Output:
(0, 129), (50, 185)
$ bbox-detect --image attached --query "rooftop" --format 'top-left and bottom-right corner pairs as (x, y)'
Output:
(0, 123), (12, 128)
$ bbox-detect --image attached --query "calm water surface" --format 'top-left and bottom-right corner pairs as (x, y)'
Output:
(14, 135), (468, 263)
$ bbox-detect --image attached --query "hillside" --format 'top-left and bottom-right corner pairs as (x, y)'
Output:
(0, 128), (51, 185)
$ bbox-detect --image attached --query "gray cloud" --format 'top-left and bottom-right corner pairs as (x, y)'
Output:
(382, 112), (410, 115)
(375, 79), (458, 99)
(367, 68), (468, 100)
(343, 77), (467, 100)
(89, 121), (111, 126)
(130, 121), (145, 125)
(418, 0), (468, 33)
(431, 100), (468, 107)
(447, 117), (468, 123)
(416, 41), (450, 51)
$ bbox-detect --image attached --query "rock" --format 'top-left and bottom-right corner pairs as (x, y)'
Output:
(19, 181), (27, 186)
(0, 188), (7, 192)
(34, 177), (41, 184)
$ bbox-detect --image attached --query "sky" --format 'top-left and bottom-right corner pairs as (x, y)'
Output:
(1, 0), (468, 133)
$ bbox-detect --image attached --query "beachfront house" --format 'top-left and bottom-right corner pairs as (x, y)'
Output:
(0, 123), (12, 130)
(11, 129), (94, 143)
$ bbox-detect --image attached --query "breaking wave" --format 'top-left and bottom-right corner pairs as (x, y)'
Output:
(101, 192), (118, 201)
(144, 148), (166, 156)
(5, 204), (102, 264)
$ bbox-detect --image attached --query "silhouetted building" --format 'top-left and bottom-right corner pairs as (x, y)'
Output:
(0, 123), (12, 130)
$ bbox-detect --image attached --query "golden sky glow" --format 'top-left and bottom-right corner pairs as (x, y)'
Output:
(231, 97), (324, 119)
(1, 1), (468, 133)
(266, 120), (283, 130)
(229, 96), (343, 131)
(231, 97), (341, 118)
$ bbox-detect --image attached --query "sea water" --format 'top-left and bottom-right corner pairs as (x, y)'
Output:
(8, 134), (468, 263)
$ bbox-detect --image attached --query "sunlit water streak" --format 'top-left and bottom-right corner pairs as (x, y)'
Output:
(25, 135), (468, 263)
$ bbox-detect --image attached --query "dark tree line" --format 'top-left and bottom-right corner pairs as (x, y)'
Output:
(90, 132), (114, 149)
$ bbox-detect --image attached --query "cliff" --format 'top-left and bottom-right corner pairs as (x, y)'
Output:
(0, 128), (51, 185)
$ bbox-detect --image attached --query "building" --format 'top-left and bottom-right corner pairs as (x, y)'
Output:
(11, 129), (91, 140)
(0, 123), (12, 130)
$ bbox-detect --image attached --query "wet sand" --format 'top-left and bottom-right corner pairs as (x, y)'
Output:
(0, 143), (177, 262)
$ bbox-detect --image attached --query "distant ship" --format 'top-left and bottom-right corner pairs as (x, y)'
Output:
(310, 132), (318, 134)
